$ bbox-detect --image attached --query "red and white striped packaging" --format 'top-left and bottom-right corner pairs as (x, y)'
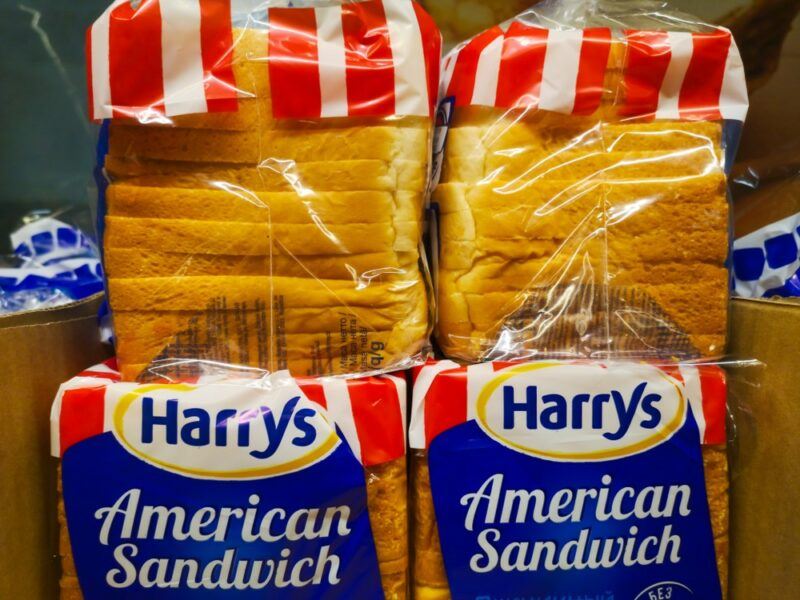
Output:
(442, 22), (747, 121)
(87, 0), (441, 121)
(409, 360), (727, 450)
(52, 361), (407, 467)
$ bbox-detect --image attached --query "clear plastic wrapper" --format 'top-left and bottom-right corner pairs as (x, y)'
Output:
(88, 0), (441, 381)
(408, 358), (751, 599)
(53, 360), (409, 599)
(0, 211), (103, 314)
(431, 0), (749, 363)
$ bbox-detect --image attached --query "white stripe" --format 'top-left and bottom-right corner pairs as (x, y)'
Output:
(655, 31), (694, 120)
(719, 33), (749, 122)
(383, 0), (430, 116)
(315, 5), (349, 118)
(679, 366), (706, 443)
(466, 362), (495, 420)
(440, 48), (460, 99)
(470, 34), (504, 106)
(322, 379), (361, 461)
(88, 362), (118, 375)
(49, 385), (66, 457)
(383, 374), (408, 428)
(160, 0), (208, 116)
(383, 374), (408, 451)
(409, 361), (459, 449)
(90, 0), (127, 119)
(539, 29), (583, 114)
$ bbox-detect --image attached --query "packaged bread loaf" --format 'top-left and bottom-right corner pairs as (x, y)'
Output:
(410, 360), (729, 599)
(87, 0), (441, 380)
(52, 360), (409, 598)
(431, 1), (749, 363)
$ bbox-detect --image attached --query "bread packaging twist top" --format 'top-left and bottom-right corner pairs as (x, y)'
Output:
(431, 3), (748, 362)
(53, 361), (409, 598)
(410, 360), (730, 599)
(88, 0), (442, 380)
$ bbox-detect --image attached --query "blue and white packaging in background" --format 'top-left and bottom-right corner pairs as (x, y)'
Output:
(0, 214), (103, 313)
(411, 360), (728, 600)
(732, 211), (800, 298)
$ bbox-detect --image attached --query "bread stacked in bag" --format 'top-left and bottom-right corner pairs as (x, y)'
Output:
(434, 25), (746, 362)
(93, 2), (440, 380)
(415, 11), (748, 600)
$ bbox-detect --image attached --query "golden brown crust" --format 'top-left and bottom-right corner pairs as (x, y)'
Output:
(411, 447), (729, 599)
(435, 103), (728, 363)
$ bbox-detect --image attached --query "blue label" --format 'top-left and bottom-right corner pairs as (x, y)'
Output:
(62, 430), (383, 599)
(428, 409), (721, 600)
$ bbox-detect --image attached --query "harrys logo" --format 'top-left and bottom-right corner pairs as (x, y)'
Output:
(111, 383), (339, 479)
(475, 363), (686, 461)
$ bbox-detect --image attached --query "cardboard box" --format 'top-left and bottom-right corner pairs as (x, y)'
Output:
(0, 294), (110, 599)
(728, 297), (800, 598)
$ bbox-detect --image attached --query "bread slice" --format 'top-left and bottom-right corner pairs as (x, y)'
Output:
(107, 184), (396, 223)
(107, 272), (429, 377)
(109, 122), (429, 164)
(443, 146), (723, 184)
(446, 119), (721, 156)
(107, 275), (426, 311)
(105, 216), (421, 256)
(105, 156), (428, 193)
(103, 247), (419, 280)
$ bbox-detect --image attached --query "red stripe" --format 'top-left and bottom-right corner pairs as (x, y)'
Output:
(425, 368), (467, 446)
(267, 7), (322, 119)
(620, 30), (671, 118)
(60, 386), (106, 455)
(447, 26), (504, 107)
(495, 22), (548, 109)
(76, 370), (121, 381)
(699, 366), (727, 445)
(679, 31), (731, 121)
(108, 0), (165, 118)
(411, 1), (441, 116)
(297, 380), (327, 409)
(348, 378), (405, 466)
(655, 363), (684, 383)
(199, 0), (238, 112)
(85, 26), (95, 120)
(342, 0), (395, 117)
(573, 27), (612, 115)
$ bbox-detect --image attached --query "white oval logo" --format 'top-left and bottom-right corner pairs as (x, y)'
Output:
(475, 362), (686, 461)
(111, 383), (340, 479)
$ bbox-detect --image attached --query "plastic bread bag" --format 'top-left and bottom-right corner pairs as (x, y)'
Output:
(52, 359), (409, 599)
(431, 0), (749, 363)
(87, 0), (441, 381)
(0, 211), (103, 314)
(408, 358), (749, 600)
(731, 149), (800, 298)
